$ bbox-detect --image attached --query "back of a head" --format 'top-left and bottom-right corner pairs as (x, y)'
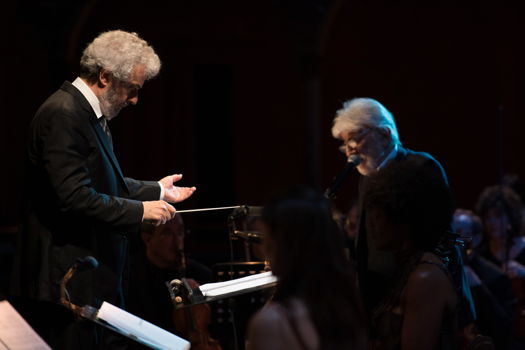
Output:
(261, 186), (344, 283)
(454, 209), (483, 236)
(331, 97), (400, 146)
(262, 186), (366, 349)
(80, 30), (161, 83)
(365, 161), (453, 251)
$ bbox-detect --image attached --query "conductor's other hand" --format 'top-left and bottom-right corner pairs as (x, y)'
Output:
(143, 200), (176, 226)
(159, 174), (196, 203)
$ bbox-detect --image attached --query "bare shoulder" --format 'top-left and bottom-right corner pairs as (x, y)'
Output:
(250, 302), (286, 328)
(405, 253), (456, 305)
(246, 302), (289, 350)
(246, 301), (318, 350)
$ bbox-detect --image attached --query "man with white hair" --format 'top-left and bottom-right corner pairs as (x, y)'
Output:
(331, 97), (475, 335)
(12, 30), (195, 349)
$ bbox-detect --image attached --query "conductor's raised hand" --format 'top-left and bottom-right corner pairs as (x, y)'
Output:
(143, 200), (176, 226)
(159, 174), (196, 203)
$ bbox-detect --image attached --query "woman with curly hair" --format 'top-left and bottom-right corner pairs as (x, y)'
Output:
(476, 185), (525, 278)
(363, 161), (459, 350)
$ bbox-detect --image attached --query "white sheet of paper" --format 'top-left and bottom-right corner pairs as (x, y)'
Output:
(199, 271), (277, 297)
(97, 302), (190, 350)
(0, 300), (51, 350)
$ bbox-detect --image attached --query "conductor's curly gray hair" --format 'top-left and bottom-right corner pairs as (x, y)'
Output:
(331, 97), (401, 146)
(80, 30), (161, 83)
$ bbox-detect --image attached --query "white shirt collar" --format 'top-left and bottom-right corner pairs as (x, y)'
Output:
(377, 143), (398, 170)
(72, 77), (103, 119)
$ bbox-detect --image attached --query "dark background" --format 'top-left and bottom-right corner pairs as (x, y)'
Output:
(2, 1), (525, 267)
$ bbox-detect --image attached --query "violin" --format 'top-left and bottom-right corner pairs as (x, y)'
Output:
(171, 252), (222, 350)
(172, 296), (222, 350)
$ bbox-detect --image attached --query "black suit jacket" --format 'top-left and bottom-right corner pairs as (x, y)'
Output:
(12, 81), (161, 308)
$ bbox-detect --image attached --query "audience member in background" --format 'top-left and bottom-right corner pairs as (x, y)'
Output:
(127, 214), (213, 343)
(476, 185), (525, 344)
(454, 209), (515, 349)
(363, 160), (458, 349)
(476, 185), (525, 276)
(246, 187), (367, 350)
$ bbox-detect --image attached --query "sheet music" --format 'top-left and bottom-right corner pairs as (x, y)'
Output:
(0, 300), (51, 350)
(199, 271), (277, 297)
(97, 301), (190, 350)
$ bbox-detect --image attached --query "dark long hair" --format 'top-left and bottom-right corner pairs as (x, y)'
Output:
(262, 186), (366, 349)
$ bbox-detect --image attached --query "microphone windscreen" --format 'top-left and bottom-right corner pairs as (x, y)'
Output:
(76, 256), (99, 271)
(347, 154), (362, 166)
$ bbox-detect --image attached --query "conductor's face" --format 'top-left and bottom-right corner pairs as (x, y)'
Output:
(100, 65), (146, 119)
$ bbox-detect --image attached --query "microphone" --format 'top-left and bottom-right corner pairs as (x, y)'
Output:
(324, 154), (362, 199)
(60, 256), (99, 318)
(76, 256), (99, 271)
(229, 205), (264, 243)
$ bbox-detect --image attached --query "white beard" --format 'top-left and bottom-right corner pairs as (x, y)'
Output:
(100, 85), (126, 119)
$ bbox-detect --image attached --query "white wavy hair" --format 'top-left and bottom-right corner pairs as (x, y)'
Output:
(331, 97), (400, 146)
(80, 30), (161, 82)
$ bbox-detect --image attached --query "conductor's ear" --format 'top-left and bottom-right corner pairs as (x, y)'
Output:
(98, 69), (112, 88)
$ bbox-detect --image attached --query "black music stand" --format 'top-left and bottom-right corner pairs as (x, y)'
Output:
(209, 262), (274, 350)
(61, 302), (190, 350)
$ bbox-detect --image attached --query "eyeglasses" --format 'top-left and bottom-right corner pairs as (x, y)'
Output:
(338, 128), (372, 154)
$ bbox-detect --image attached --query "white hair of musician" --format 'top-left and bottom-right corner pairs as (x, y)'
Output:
(331, 97), (401, 146)
(80, 30), (161, 83)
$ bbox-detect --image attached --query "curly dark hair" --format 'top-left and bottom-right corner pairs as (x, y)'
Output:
(363, 159), (454, 251)
(363, 160), (456, 323)
(475, 185), (523, 238)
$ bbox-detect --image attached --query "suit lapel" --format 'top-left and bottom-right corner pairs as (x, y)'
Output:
(61, 81), (130, 194)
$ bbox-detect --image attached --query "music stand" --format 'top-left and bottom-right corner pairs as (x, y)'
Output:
(207, 263), (275, 350)
(60, 259), (190, 350)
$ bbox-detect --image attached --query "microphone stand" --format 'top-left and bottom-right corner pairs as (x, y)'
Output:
(324, 155), (361, 199)
(59, 258), (99, 320)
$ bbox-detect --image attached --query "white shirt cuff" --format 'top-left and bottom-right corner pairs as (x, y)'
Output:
(158, 181), (165, 200)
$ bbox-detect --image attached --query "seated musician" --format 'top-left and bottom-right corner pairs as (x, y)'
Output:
(245, 186), (367, 350)
(476, 185), (525, 346)
(126, 214), (213, 343)
(454, 209), (515, 349)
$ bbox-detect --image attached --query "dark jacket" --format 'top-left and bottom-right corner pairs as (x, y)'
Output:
(11, 81), (160, 308)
